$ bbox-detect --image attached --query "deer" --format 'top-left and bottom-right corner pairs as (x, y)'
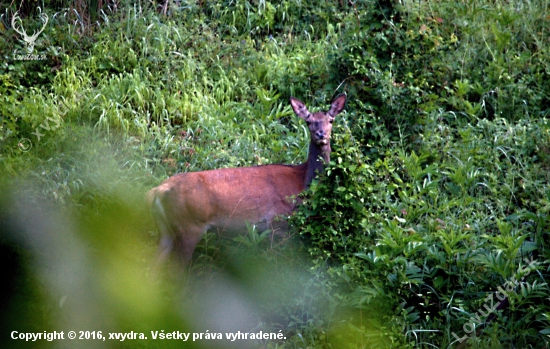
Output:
(147, 94), (347, 266)
(11, 10), (49, 54)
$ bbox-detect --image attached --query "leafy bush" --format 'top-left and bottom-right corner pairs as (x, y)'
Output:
(336, 0), (550, 152)
(1, 0), (550, 348)
(291, 122), (375, 262)
(292, 107), (550, 346)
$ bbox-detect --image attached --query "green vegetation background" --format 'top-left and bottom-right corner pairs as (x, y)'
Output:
(1, 0), (549, 348)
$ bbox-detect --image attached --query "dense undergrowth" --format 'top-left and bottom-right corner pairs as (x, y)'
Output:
(1, 0), (549, 348)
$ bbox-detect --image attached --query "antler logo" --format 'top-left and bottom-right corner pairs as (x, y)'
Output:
(11, 10), (48, 54)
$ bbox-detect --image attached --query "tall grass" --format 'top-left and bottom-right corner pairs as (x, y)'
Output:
(1, 0), (549, 348)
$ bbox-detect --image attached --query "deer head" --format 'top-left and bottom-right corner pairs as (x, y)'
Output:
(11, 10), (49, 54)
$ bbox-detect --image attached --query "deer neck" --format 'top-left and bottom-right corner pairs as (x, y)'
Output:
(303, 141), (330, 188)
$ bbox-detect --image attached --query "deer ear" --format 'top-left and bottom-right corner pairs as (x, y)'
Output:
(290, 97), (310, 120)
(328, 94), (347, 118)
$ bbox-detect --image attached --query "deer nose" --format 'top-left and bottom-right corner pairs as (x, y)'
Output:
(316, 131), (325, 139)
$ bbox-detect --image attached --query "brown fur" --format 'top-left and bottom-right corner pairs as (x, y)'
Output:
(148, 94), (346, 265)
